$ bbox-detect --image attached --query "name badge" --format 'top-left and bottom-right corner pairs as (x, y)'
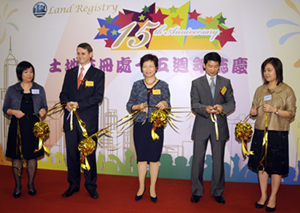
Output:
(31, 89), (39, 94)
(152, 89), (161, 95)
(264, 94), (272, 101)
(85, 80), (94, 87)
(220, 86), (227, 95)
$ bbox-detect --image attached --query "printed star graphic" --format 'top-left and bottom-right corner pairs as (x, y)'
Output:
(105, 15), (113, 24)
(139, 14), (146, 21)
(172, 15), (184, 25)
(217, 15), (226, 25)
(188, 9), (201, 20)
(113, 11), (134, 28)
(205, 16), (214, 24)
(142, 5), (150, 13)
(215, 26), (236, 47)
(94, 17), (120, 41)
(123, 3), (156, 37)
(157, 1), (190, 47)
(124, 3), (155, 23)
(96, 2), (236, 50)
(169, 5), (177, 13)
(149, 9), (168, 24)
(111, 29), (117, 35)
(98, 25), (109, 36)
(104, 37), (114, 48)
(137, 19), (150, 31)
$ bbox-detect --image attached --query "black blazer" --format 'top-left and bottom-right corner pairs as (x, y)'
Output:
(60, 65), (105, 134)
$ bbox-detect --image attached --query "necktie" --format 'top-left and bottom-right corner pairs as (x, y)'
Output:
(77, 67), (84, 89)
(210, 76), (215, 98)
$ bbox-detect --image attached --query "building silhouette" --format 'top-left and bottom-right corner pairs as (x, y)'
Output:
(98, 97), (122, 163)
(0, 37), (18, 155)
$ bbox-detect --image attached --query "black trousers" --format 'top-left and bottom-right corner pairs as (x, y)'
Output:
(65, 121), (97, 192)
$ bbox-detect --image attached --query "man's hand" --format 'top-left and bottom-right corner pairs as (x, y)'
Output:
(213, 104), (223, 115)
(206, 106), (216, 114)
(66, 102), (79, 111)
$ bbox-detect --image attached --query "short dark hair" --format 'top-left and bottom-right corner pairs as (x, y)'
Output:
(77, 42), (93, 53)
(16, 61), (35, 82)
(261, 57), (283, 85)
(203, 52), (221, 65)
(140, 54), (159, 72)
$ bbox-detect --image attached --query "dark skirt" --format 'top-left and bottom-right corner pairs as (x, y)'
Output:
(133, 122), (164, 162)
(248, 129), (289, 175)
(6, 94), (44, 160)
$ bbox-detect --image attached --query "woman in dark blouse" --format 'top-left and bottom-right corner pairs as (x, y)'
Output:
(3, 61), (47, 198)
(127, 54), (171, 202)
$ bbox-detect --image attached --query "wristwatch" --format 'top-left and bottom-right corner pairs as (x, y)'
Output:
(275, 109), (279, 115)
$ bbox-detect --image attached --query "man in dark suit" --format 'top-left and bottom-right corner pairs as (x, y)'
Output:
(190, 52), (235, 204)
(60, 43), (105, 198)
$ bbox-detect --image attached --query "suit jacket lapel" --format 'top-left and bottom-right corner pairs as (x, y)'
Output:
(201, 76), (211, 95)
(201, 76), (213, 100)
(83, 66), (94, 81)
(71, 67), (79, 90)
(214, 75), (222, 102)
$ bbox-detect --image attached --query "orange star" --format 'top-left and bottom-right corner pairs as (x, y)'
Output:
(98, 25), (109, 36)
(172, 15), (184, 26)
(205, 16), (214, 24)
(137, 19), (150, 28)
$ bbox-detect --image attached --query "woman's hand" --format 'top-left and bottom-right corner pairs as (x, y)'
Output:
(139, 102), (147, 112)
(13, 110), (25, 119)
(156, 101), (168, 110)
(39, 108), (47, 118)
(250, 108), (257, 116)
(262, 104), (276, 113)
(131, 102), (147, 112)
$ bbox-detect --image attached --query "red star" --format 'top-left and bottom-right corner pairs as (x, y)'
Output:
(215, 26), (236, 47)
(149, 9), (168, 24)
(188, 9), (201, 20)
(112, 11), (134, 28)
(104, 37), (114, 48)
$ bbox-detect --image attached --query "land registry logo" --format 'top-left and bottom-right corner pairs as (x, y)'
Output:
(94, 1), (236, 50)
(33, 2), (47, 18)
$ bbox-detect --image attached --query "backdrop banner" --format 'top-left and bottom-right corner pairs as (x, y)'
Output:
(0, 0), (299, 184)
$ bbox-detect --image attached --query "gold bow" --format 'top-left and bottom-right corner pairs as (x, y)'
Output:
(235, 115), (254, 156)
(33, 120), (50, 155)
